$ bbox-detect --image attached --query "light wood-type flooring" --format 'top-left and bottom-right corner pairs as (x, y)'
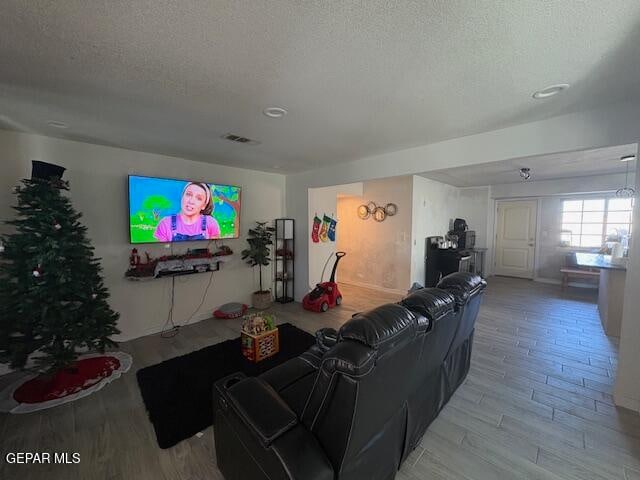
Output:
(1, 277), (639, 480)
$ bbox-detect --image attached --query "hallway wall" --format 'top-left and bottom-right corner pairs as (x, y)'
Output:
(336, 176), (413, 293)
(307, 182), (363, 287)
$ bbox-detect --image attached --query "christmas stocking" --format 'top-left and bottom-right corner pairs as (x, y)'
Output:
(311, 215), (321, 243)
(327, 216), (337, 242)
(319, 215), (331, 242)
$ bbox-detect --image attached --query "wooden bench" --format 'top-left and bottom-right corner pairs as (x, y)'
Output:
(560, 267), (600, 290)
(560, 253), (600, 290)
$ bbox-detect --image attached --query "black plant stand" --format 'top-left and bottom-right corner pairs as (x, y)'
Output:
(274, 218), (295, 303)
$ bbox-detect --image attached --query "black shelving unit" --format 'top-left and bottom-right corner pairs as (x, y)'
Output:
(274, 218), (295, 303)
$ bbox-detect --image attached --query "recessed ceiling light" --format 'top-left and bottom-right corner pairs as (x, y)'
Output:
(532, 84), (570, 99)
(263, 107), (287, 118)
(47, 120), (68, 129)
(621, 155), (636, 162)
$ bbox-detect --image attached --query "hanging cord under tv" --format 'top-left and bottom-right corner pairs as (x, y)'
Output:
(182, 238), (218, 326)
(160, 275), (179, 338)
(182, 269), (215, 328)
(161, 242), (179, 338)
(160, 239), (219, 338)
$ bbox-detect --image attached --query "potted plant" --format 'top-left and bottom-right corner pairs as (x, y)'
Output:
(241, 221), (276, 309)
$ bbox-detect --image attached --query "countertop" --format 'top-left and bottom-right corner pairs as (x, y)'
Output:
(575, 252), (628, 271)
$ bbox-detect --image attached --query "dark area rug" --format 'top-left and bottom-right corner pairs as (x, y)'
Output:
(136, 323), (315, 448)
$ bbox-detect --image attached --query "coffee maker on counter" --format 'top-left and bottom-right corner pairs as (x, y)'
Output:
(448, 218), (476, 250)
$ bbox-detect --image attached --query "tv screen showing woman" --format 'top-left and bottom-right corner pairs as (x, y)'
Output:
(128, 175), (241, 243)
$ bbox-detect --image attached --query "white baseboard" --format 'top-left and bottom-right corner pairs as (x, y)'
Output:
(113, 311), (214, 342)
(340, 280), (406, 296)
(533, 277), (598, 289)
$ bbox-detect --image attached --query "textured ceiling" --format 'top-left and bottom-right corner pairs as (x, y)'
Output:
(1, 1), (640, 173)
(421, 144), (638, 187)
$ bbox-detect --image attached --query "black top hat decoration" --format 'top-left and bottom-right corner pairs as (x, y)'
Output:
(31, 161), (66, 181)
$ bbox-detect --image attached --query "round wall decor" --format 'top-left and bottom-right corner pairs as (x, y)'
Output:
(384, 203), (398, 216)
(373, 206), (386, 222)
(357, 204), (370, 219)
(358, 200), (397, 221)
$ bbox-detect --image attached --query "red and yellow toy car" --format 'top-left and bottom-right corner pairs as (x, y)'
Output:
(303, 252), (346, 312)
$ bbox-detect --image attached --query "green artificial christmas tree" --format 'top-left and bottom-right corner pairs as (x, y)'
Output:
(0, 173), (120, 373)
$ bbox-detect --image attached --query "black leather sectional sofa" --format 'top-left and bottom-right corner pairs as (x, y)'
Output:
(213, 272), (486, 480)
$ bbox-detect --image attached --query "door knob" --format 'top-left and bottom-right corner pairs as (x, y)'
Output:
(528, 243), (535, 247)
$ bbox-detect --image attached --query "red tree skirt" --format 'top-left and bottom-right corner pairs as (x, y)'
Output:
(14, 356), (121, 403)
(0, 352), (132, 414)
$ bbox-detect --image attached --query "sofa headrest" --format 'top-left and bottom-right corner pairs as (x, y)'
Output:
(400, 288), (455, 324)
(436, 272), (487, 305)
(321, 341), (377, 377)
(339, 303), (416, 354)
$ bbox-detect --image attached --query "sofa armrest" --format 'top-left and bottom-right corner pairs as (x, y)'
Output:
(315, 327), (338, 353)
(214, 374), (334, 480)
(271, 424), (335, 480)
(222, 375), (298, 445)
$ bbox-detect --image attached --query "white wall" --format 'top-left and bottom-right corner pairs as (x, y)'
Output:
(410, 177), (490, 285)
(336, 177), (413, 293)
(535, 197), (568, 282)
(307, 182), (362, 288)
(615, 145), (640, 412)
(0, 130), (286, 342)
(457, 187), (492, 250)
(410, 176), (459, 285)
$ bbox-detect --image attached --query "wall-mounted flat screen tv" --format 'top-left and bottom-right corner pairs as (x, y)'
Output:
(128, 175), (241, 243)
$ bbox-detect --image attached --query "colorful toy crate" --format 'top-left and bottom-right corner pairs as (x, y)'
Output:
(241, 327), (280, 362)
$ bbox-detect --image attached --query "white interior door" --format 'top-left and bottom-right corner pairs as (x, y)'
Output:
(495, 200), (537, 278)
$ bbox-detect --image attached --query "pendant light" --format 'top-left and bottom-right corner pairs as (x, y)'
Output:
(616, 156), (636, 198)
